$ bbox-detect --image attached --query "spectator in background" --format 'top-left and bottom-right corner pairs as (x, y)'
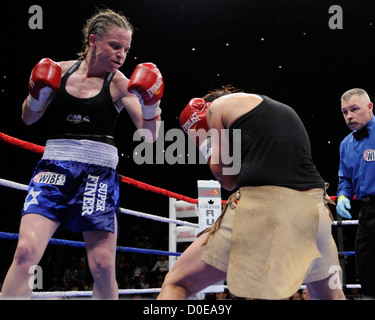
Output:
(290, 290), (302, 300)
(134, 274), (150, 289)
(151, 255), (169, 276)
(132, 259), (149, 280)
(216, 289), (229, 300)
(302, 288), (311, 300)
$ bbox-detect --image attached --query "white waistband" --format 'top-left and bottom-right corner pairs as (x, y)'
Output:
(43, 139), (119, 169)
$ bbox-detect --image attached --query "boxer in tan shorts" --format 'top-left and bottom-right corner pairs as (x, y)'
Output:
(157, 86), (345, 300)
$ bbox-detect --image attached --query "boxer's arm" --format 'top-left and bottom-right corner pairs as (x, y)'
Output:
(22, 94), (54, 125)
(207, 100), (238, 191)
(114, 74), (160, 143)
(118, 94), (161, 143)
(22, 58), (63, 125)
(128, 63), (164, 120)
(337, 143), (355, 200)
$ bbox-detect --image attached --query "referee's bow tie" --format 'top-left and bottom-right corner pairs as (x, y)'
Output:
(353, 126), (369, 141)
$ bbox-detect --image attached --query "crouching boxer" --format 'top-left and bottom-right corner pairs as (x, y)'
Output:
(157, 86), (345, 300)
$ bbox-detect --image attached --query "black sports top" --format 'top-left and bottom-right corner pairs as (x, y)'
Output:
(229, 95), (324, 190)
(50, 60), (119, 144)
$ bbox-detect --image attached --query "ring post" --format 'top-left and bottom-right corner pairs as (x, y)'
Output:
(168, 197), (177, 270)
(197, 180), (225, 294)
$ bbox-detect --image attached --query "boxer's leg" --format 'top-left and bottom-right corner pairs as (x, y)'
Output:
(157, 233), (226, 299)
(1, 214), (60, 299)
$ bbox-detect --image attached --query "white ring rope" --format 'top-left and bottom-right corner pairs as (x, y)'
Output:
(30, 288), (162, 299)
(0, 178), (198, 228)
(29, 282), (363, 298)
(0, 177), (357, 227)
(332, 220), (359, 226)
(0, 178), (28, 191)
(119, 207), (198, 228)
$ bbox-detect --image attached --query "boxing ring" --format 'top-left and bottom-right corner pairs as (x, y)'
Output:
(0, 131), (362, 299)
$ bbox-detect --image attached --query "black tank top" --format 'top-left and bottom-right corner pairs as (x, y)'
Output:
(229, 95), (324, 190)
(50, 60), (119, 143)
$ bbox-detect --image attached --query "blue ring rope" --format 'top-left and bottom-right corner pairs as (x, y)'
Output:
(0, 231), (355, 257)
(0, 231), (182, 257)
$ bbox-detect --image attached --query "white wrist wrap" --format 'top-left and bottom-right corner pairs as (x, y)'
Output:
(199, 137), (212, 163)
(26, 87), (52, 112)
(132, 90), (162, 120)
(26, 95), (45, 112)
(141, 101), (162, 120)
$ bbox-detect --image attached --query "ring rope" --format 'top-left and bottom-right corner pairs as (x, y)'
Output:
(0, 177), (28, 191)
(0, 132), (45, 154)
(3, 132), (365, 205)
(118, 207), (198, 228)
(332, 220), (359, 226)
(0, 231), (182, 256)
(0, 132), (200, 204)
(30, 288), (162, 299)
(0, 177), (359, 228)
(0, 229), (356, 257)
(118, 174), (199, 204)
(29, 282), (363, 299)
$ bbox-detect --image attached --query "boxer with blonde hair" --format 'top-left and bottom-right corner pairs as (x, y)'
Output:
(1, 8), (163, 299)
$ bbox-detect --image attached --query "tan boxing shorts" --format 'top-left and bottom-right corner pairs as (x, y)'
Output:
(201, 185), (340, 300)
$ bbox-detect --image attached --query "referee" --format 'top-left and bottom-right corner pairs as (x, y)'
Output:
(337, 88), (375, 299)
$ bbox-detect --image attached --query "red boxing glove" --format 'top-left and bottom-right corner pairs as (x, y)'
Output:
(179, 98), (212, 162)
(128, 63), (164, 120)
(179, 98), (210, 134)
(27, 58), (62, 112)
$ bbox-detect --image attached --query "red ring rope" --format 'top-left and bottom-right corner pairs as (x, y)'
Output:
(0, 131), (340, 204)
(0, 132), (45, 154)
(0, 131), (199, 203)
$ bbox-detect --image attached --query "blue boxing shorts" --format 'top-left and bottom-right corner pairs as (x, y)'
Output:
(22, 139), (120, 234)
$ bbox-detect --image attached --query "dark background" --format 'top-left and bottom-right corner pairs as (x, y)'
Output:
(0, 0), (374, 289)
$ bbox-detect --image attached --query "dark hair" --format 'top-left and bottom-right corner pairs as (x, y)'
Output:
(202, 85), (242, 102)
(78, 8), (133, 60)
